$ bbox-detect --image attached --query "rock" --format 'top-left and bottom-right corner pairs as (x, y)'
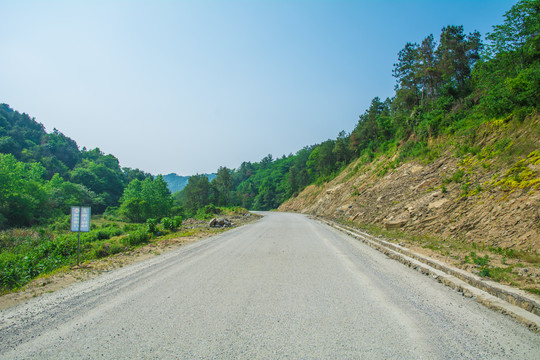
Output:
(385, 219), (407, 229)
(349, 212), (363, 221)
(428, 199), (448, 210)
(414, 178), (437, 191)
(209, 218), (233, 228)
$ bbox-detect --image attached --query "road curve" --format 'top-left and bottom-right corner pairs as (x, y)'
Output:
(1, 212), (538, 359)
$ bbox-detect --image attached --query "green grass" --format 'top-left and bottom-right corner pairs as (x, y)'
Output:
(522, 287), (540, 296)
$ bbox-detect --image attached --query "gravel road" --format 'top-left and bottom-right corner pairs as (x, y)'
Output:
(1, 212), (539, 359)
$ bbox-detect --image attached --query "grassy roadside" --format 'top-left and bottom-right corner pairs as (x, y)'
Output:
(0, 211), (260, 308)
(338, 219), (540, 296)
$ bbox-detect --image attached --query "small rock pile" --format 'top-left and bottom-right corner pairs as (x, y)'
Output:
(208, 218), (233, 228)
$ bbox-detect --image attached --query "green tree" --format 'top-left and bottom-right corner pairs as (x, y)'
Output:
(418, 34), (438, 103)
(212, 166), (233, 206)
(182, 174), (212, 214)
(436, 25), (482, 93)
(119, 176), (173, 222)
(485, 0), (540, 65)
(0, 154), (49, 228)
(47, 174), (103, 215)
(475, 0), (540, 116)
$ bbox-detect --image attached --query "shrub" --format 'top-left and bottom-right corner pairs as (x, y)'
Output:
(122, 224), (138, 232)
(123, 231), (151, 247)
(161, 217), (175, 231)
(93, 243), (111, 258)
(146, 218), (158, 234)
(96, 230), (111, 240)
(173, 216), (183, 228)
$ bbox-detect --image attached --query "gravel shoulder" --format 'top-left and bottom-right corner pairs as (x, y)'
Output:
(0, 214), (260, 311)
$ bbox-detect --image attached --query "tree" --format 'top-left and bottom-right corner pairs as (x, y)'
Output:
(45, 129), (81, 169)
(212, 166), (233, 206)
(474, 0), (540, 116)
(119, 176), (173, 222)
(418, 34), (438, 103)
(307, 140), (336, 179)
(333, 131), (351, 166)
(47, 174), (103, 215)
(182, 174), (212, 214)
(436, 25), (482, 92)
(486, 0), (540, 66)
(393, 42), (421, 109)
(260, 154), (273, 169)
(0, 154), (49, 228)
(350, 97), (390, 154)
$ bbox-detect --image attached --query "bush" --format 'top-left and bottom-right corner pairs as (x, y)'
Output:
(173, 216), (183, 228)
(0, 252), (24, 290)
(49, 215), (70, 232)
(93, 243), (111, 258)
(161, 217), (174, 231)
(123, 231), (151, 247)
(146, 218), (158, 234)
(122, 223), (138, 232)
(92, 241), (125, 258)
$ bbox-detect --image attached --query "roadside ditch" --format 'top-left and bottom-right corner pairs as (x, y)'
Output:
(318, 217), (540, 333)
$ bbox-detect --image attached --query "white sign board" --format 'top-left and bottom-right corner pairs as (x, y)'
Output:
(71, 206), (91, 232)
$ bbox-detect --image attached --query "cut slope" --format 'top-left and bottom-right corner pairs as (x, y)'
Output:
(280, 116), (540, 252)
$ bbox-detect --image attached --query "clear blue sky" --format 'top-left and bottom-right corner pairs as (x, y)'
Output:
(0, 0), (516, 175)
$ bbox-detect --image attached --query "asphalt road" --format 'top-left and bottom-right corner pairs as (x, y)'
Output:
(1, 212), (539, 359)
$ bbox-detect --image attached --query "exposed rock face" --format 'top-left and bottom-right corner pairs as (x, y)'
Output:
(279, 153), (540, 251)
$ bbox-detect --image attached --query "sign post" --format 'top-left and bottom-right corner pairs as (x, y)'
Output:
(71, 206), (91, 266)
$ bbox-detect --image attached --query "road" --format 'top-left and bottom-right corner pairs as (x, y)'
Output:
(1, 212), (538, 359)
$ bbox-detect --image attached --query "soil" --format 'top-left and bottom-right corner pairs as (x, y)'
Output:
(0, 214), (260, 311)
(281, 154), (539, 250)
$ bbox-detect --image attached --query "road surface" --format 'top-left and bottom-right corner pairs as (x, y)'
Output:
(1, 212), (539, 359)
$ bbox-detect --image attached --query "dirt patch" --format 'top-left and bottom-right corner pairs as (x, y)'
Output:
(0, 214), (260, 311)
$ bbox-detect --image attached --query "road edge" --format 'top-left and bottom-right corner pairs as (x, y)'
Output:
(317, 217), (540, 333)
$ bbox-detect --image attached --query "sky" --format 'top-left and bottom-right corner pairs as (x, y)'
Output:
(0, 0), (517, 175)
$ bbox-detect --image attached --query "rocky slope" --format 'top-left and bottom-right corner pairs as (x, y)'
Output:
(280, 116), (540, 252)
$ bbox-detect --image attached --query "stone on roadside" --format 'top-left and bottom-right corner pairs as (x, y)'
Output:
(209, 218), (233, 228)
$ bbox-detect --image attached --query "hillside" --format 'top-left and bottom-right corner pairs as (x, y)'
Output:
(0, 104), (153, 228)
(280, 115), (539, 252)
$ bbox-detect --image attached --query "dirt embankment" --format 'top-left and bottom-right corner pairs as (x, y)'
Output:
(280, 119), (540, 252)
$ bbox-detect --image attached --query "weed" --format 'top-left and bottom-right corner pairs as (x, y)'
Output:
(523, 287), (540, 296)
(478, 268), (491, 277)
(452, 169), (465, 183)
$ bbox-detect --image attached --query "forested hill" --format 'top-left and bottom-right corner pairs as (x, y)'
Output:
(162, 173), (216, 193)
(0, 104), (153, 227)
(175, 0), (538, 213)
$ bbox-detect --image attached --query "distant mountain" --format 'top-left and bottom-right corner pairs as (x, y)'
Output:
(161, 173), (216, 193)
